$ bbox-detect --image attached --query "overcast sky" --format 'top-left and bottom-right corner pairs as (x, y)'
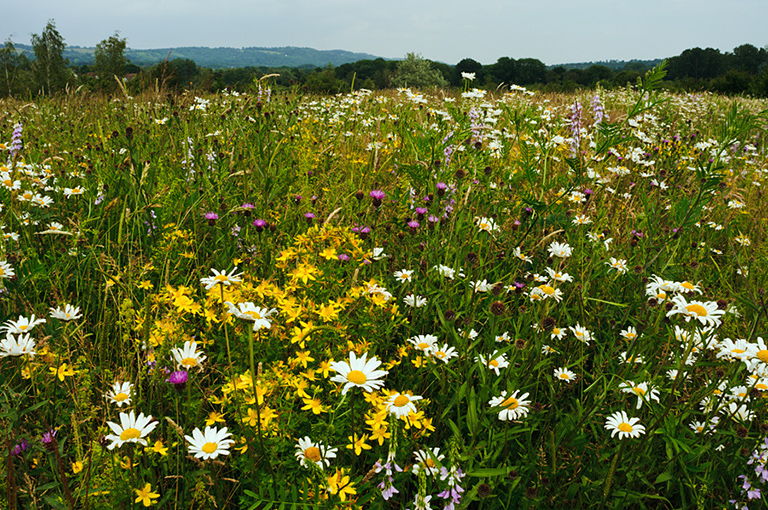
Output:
(4, 0), (767, 65)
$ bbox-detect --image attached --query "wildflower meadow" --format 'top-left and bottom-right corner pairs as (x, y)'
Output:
(2, 65), (768, 509)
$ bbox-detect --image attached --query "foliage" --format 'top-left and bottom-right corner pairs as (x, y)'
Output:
(30, 20), (71, 95)
(392, 53), (448, 89)
(94, 32), (128, 91)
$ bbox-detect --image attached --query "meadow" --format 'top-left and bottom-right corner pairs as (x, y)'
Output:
(2, 65), (768, 509)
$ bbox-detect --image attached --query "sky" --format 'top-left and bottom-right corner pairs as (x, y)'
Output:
(4, 0), (767, 65)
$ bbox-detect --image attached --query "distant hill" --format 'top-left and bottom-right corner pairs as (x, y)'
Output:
(548, 59), (666, 71)
(13, 44), (385, 69)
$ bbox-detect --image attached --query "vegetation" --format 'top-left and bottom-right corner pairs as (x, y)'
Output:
(1, 62), (768, 509)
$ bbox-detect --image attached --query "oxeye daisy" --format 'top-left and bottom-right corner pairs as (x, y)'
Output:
(105, 381), (134, 407)
(547, 241), (572, 258)
(570, 324), (592, 345)
(1, 314), (46, 334)
(105, 411), (158, 449)
(0, 333), (36, 358)
(200, 267), (243, 290)
(0, 260), (15, 279)
(393, 269), (414, 283)
(604, 411), (645, 439)
(717, 338), (753, 362)
(545, 267), (573, 283)
(385, 391), (423, 418)
(403, 294), (427, 308)
(185, 426), (235, 460)
(329, 351), (388, 394)
(411, 447), (445, 477)
(489, 390), (531, 421)
(476, 352), (509, 376)
(409, 334), (438, 353)
(619, 381), (660, 409)
(619, 326), (638, 342)
(475, 216), (499, 233)
(428, 343), (458, 363)
(294, 436), (337, 469)
(225, 301), (278, 331)
(553, 367), (577, 383)
(171, 340), (207, 371)
(49, 304), (82, 321)
(606, 257), (628, 274)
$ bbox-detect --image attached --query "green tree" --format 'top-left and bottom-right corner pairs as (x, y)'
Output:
(31, 20), (70, 94)
(0, 39), (30, 97)
(392, 53), (447, 89)
(94, 32), (128, 90)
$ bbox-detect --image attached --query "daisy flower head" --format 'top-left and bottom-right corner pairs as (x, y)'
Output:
(410, 334), (438, 353)
(553, 367), (577, 383)
(572, 214), (592, 226)
(489, 390), (531, 421)
(619, 381), (660, 409)
(412, 447), (445, 477)
(545, 267), (573, 283)
(547, 241), (572, 259)
(605, 411), (645, 439)
(294, 436), (338, 469)
(428, 343), (458, 363)
(330, 351), (388, 394)
(403, 294), (427, 308)
(385, 391), (423, 418)
(513, 247), (532, 264)
(570, 324), (592, 345)
(606, 257), (628, 274)
(171, 340), (206, 371)
(475, 216), (499, 233)
(717, 338), (753, 362)
(49, 304), (82, 321)
(531, 284), (563, 302)
(666, 295), (725, 329)
(185, 426), (235, 460)
(476, 352), (509, 376)
(0, 259), (15, 279)
(393, 269), (414, 283)
(200, 267), (243, 290)
(1, 314), (46, 335)
(677, 280), (702, 295)
(105, 411), (158, 449)
(0, 333), (36, 358)
(105, 381), (134, 407)
(225, 301), (278, 330)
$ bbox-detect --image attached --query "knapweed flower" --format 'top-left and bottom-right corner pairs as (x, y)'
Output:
(488, 390), (531, 421)
(605, 411), (645, 439)
(105, 411), (158, 449)
(185, 426), (235, 460)
(49, 304), (82, 321)
(294, 436), (338, 469)
(204, 212), (219, 225)
(0, 333), (36, 358)
(252, 219), (267, 232)
(105, 381), (134, 407)
(200, 267), (242, 290)
(168, 370), (188, 390)
(386, 391), (423, 418)
(370, 190), (386, 207)
(225, 301), (278, 330)
(666, 295), (725, 329)
(330, 351), (388, 394)
(171, 340), (206, 371)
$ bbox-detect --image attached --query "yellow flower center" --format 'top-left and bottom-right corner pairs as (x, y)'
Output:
(540, 285), (555, 295)
(120, 428), (141, 441)
(732, 349), (746, 354)
(686, 304), (708, 317)
(757, 383), (768, 390)
(502, 396), (519, 409)
(434, 351), (445, 358)
(418, 342), (430, 350)
(2, 179), (11, 186)
(393, 395), (410, 407)
(681, 281), (694, 290)
(214, 274), (228, 282)
(757, 350), (768, 363)
(425, 459), (436, 468)
(552, 328), (561, 335)
(114, 392), (129, 402)
(347, 370), (367, 385)
(696, 426), (704, 433)
(304, 446), (321, 462)
(202, 442), (218, 454)
(480, 222), (489, 230)
(618, 423), (633, 433)
(181, 357), (198, 367)
(559, 373), (570, 379)
(633, 387), (646, 396)
(244, 311), (262, 320)
(489, 359), (499, 368)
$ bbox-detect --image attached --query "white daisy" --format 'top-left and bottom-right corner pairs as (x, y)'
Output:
(385, 391), (423, 418)
(185, 426), (235, 460)
(225, 301), (278, 331)
(329, 351), (388, 394)
(105, 411), (158, 449)
(0, 333), (36, 358)
(200, 267), (243, 290)
(49, 304), (82, 321)
(105, 381), (133, 407)
(171, 340), (207, 371)
(604, 411), (645, 439)
(489, 390), (531, 421)
(294, 436), (337, 469)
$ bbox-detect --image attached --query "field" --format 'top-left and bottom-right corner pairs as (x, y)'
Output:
(2, 67), (768, 509)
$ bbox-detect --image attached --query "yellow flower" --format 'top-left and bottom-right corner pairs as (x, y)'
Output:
(317, 302), (340, 322)
(205, 411), (226, 426)
(50, 363), (76, 382)
(173, 295), (201, 315)
(294, 378), (310, 398)
(290, 264), (319, 285)
(242, 408), (260, 427)
(301, 397), (327, 415)
(294, 350), (315, 369)
(138, 280), (154, 290)
(346, 434), (371, 456)
(318, 360), (332, 378)
(146, 440), (168, 456)
(120, 456), (132, 470)
(134, 483), (160, 507)
(71, 461), (84, 474)
(369, 426), (390, 446)
(319, 247), (337, 260)
(327, 468), (356, 502)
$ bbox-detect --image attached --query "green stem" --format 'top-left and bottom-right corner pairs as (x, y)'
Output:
(248, 327), (277, 495)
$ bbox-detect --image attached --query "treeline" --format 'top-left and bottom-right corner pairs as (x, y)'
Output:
(2, 20), (768, 98)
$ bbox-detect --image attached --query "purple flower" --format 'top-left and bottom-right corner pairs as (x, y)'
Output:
(415, 207), (428, 220)
(338, 253), (350, 262)
(10, 123), (22, 157)
(253, 219), (267, 232)
(407, 220), (420, 233)
(436, 182), (448, 197)
(241, 203), (254, 216)
(370, 190), (386, 208)
(205, 212), (219, 226)
(304, 212), (316, 223)
(169, 370), (188, 391)
(12, 439), (29, 456)
(41, 429), (57, 451)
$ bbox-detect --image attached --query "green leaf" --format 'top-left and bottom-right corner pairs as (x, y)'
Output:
(468, 467), (511, 477)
